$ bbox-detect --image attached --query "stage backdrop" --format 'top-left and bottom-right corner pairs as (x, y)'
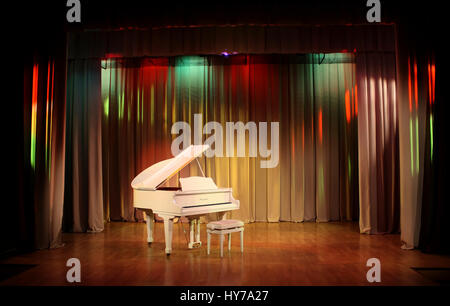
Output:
(63, 54), (362, 231)
(22, 24), (436, 249)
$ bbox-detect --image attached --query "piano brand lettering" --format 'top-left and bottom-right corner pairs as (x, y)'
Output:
(171, 114), (279, 168)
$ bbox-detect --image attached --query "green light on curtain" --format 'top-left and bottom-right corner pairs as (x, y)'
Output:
(101, 60), (110, 118)
(175, 56), (206, 108)
(119, 90), (124, 120)
(128, 89), (131, 122)
(30, 63), (39, 170)
(137, 87), (140, 124)
(415, 116), (419, 175)
(103, 96), (109, 117)
(409, 118), (414, 176)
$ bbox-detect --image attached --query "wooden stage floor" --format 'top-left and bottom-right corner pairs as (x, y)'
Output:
(1, 221), (450, 286)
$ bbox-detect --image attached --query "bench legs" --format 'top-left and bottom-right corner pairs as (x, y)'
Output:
(207, 228), (244, 257)
(207, 232), (211, 255)
(220, 234), (224, 257)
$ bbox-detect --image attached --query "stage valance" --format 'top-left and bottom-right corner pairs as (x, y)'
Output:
(68, 24), (396, 59)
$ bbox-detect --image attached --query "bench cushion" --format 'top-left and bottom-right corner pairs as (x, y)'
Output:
(207, 219), (244, 230)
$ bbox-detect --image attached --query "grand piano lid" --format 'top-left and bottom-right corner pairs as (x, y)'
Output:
(131, 144), (210, 190)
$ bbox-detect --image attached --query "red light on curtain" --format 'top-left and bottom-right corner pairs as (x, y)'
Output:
(345, 89), (351, 123)
(431, 64), (436, 103)
(354, 84), (358, 116)
(45, 61), (51, 168)
(414, 58), (418, 109)
(428, 62), (432, 105)
(408, 57), (412, 112)
(30, 63), (39, 170)
(105, 53), (122, 59)
(318, 109), (323, 144)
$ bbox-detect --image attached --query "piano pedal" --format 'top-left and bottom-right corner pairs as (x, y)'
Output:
(188, 241), (202, 249)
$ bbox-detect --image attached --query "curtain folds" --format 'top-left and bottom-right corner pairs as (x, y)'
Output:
(22, 55), (67, 248)
(21, 21), (434, 251)
(356, 53), (400, 234)
(418, 52), (449, 253)
(397, 51), (431, 248)
(82, 54), (360, 224)
(64, 60), (104, 232)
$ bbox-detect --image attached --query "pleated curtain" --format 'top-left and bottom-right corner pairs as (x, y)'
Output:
(22, 55), (67, 248)
(356, 53), (400, 234)
(64, 54), (360, 227)
(64, 60), (104, 232)
(20, 23), (422, 245)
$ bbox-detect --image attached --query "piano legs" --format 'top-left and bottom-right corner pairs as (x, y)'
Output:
(188, 218), (202, 249)
(196, 220), (201, 245)
(162, 216), (174, 255)
(156, 215), (202, 255)
(145, 211), (154, 244)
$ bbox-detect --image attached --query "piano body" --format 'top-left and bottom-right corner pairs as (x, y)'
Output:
(131, 145), (240, 255)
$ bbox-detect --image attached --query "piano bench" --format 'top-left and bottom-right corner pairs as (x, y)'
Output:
(206, 220), (244, 257)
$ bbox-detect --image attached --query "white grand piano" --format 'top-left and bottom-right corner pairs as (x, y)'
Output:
(131, 144), (240, 255)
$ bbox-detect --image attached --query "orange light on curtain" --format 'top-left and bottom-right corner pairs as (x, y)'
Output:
(427, 58), (435, 162)
(428, 61), (435, 105)
(345, 89), (351, 123)
(428, 62), (432, 105)
(414, 58), (418, 110)
(408, 57), (412, 112)
(318, 108), (323, 144)
(431, 64), (435, 102)
(30, 63), (39, 170)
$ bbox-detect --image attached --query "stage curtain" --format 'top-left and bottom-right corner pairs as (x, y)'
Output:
(83, 54), (359, 224)
(418, 52), (450, 254)
(356, 53), (400, 234)
(63, 60), (104, 232)
(22, 55), (67, 248)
